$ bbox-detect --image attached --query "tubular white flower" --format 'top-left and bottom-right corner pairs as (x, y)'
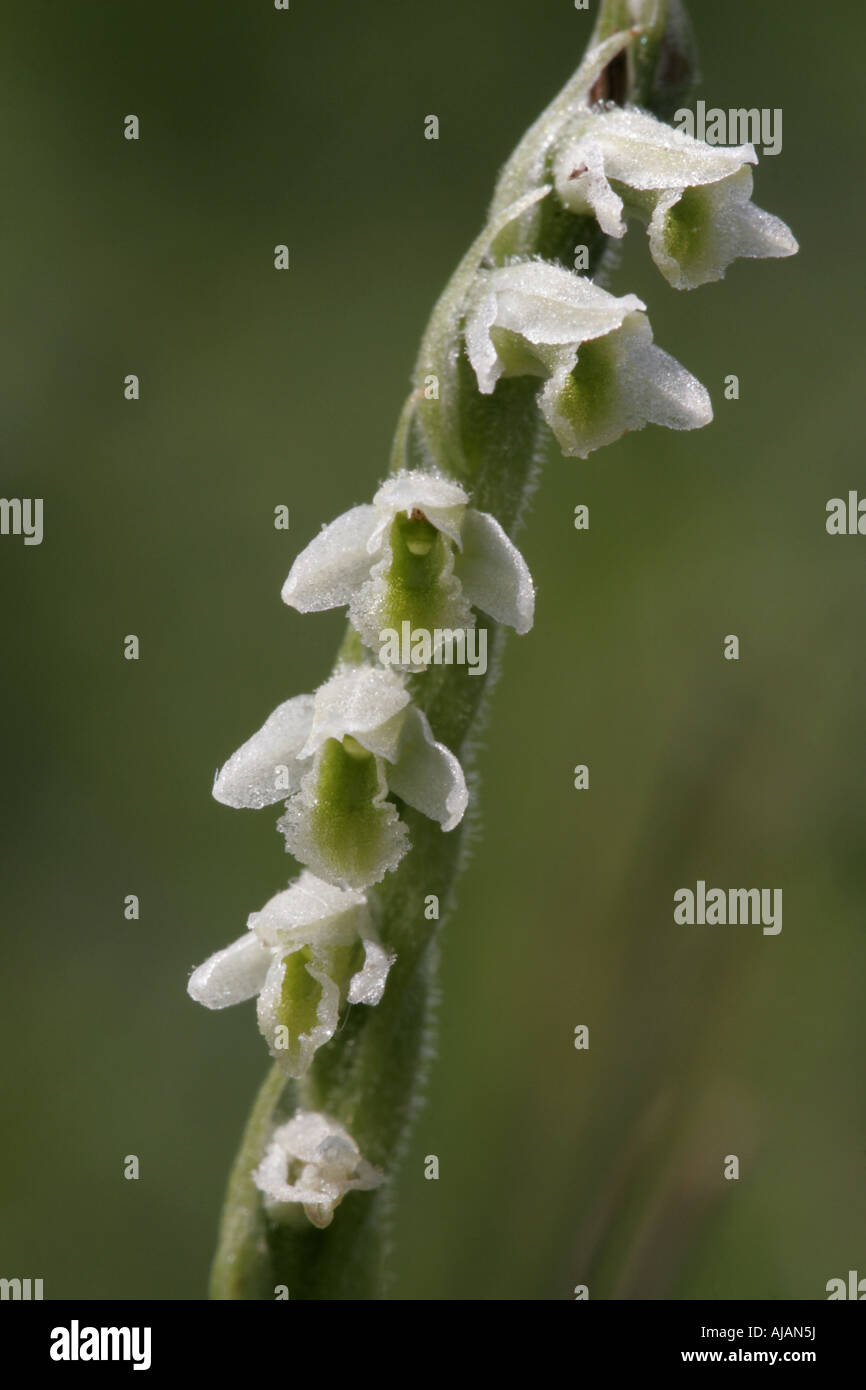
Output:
(253, 1111), (384, 1229)
(553, 108), (798, 288)
(281, 470), (535, 661)
(187, 872), (393, 1077)
(465, 259), (712, 458)
(213, 664), (468, 889)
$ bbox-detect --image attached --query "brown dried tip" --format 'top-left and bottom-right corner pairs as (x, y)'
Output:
(588, 25), (640, 107)
(590, 49), (628, 106)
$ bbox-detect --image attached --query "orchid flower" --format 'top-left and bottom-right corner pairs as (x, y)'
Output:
(464, 259), (712, 458)
(553, 107), (797, 289)
(212, 663), (468, 889)
(188, 872), (393, 1077)
(253, 1111), (383, 1229)
(282, 470), (534, 663)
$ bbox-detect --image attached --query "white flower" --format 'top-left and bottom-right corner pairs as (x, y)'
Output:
(465, 259), (712, 458)
(553, 108), (797, 289)
(187, 872), (393, 1077)
(281, 470), (534, 662)
(253, 1111), (384, 1229)
(212, 663), (468, 889)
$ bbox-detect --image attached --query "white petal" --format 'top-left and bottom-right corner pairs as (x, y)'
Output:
(484, 262), (644, 345)
(629, 337), (714, 433)
(389, 706), (468, 832)
(463, 284), (503, 394)
(347, 935), (395, 1007)
(552, 136), (626, 237)
(455, 509), (535, 634)
(465, 262), (644, 396)
(263, 1111), (344, 1169)
(556, 108), (755, 202)
(281, 506), (379, 612)
(187, 930), (273, 1009)
(213, 695), (315, 809)
(299, 665), (409, 761)
(256, 952), (340, 1078)
(371, 471), (469, 548)
(728, 198), (798, 261)
(249, 870), (367, 948)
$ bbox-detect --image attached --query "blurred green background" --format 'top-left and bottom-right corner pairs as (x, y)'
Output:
(1, 0), (863, 1300)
